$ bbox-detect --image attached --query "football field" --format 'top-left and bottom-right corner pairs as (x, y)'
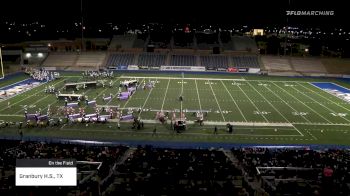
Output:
(1, 72), (350, 146)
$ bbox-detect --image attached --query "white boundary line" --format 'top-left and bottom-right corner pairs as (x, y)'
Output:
(207, 80), (226, 122)
(261, 81), (311, 123)
(120, 76), (311, 83)
(271, 82), (333, 124)
(0, 114), (24, 117)
(304, 82), (350, 112)
(290, 84), (350, 123)
(247, 81), (293, 124)
(138, 78), (157, 118)
(292, 124), (305, 136)
(161, 79), (171, 111)
(194, 79), (203, 111)
(0, 78), (30, 90)
(0, 79), (65, 112)
(221, 80), (247, 122)
(180, 77), (184, 113)
(236, 81), (269, 122)
(61, 128), (302, 137)
(121, 78), (145, 109)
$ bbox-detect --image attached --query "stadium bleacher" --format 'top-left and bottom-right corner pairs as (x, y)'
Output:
(291, 58), (327, 73)
(261, 56), (293, 71)
(105, 53), (135, 68)
(170, 55), (197, 67)
(200, 55), (229, 69)
(104, 146), (247, 196)
(137, 53), (167, 67)
(231, 55), (260, 68)
(75, 52), (106, 68)
(232, 148), (350, 196)
(43, 53), (77, 68)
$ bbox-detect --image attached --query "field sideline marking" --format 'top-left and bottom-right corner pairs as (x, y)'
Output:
(161, 79), (171, 111)
(292, 125), (305, 136)
(271, 82), (333, 124)
(120, 76), (310, 83)
(208, 80), (226, 121)
(220, 80), (247, 122)
(181, 77), (184, 114)
(61, 128), (302, 137)
(301, 83), (350, 113)
(194, 79), (203, 111)
(0, 78), (31, 90)
(13, 76), (87, 114)
(235, 80), (269, 122)
(247, 81), (291, 124)
(261, 81), (312, 123)
(290, 84), (350, 123)
(121, 78), (145, 109)
(138, 78), (157, 118)
(0, 79), (65, 112)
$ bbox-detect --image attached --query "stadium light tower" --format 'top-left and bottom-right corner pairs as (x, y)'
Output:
(81, 0), (84, 51)
(284, 0), (291, 56)
(0, 47), (4, 79)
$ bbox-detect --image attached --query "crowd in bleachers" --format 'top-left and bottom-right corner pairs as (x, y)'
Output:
(0, 139), (350, 195)
(232, 148), (350, 196)
(0, 140), (127, 196)
(104, 146), (247, 196)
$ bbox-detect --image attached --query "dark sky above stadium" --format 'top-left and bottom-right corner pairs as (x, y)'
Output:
(1, 0), (348, 28)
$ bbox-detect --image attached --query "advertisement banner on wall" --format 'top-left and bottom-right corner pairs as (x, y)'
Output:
(238, 68), (249, 72)
(248, 68), (261, 73)
(150, 66), (160, 70)
(227, 67), (238, 73)
(160, 66), (206, 71)
(127, 65), (139, 70)
(117, 65), (128, 70)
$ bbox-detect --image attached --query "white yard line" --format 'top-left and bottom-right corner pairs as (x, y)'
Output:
(236, 81), (269, 122)
(180, 78), (184, 113)
(0, 82), (46, 103)
(122, 78), (145, 109)
(0, 78), (31, 90)
(194, 79), (203, 111)
(61, 128), (302, 137)
(292, 125), (305, 137)
(271, 82), (333, 124)
(306, 130), (318, 140)
(0, 79), (65, 112)
(290, 84), (350, 123)
(161, 79), (171, 111)
(247, 81), (292, 124)
(220, 80), (247, 122)
(0, 114), (24, 117)
(97, 77), (123, 104)
(138, 78), (158, 118)
(14, 80), (71, 114)
(301, 83), (350, 112)
(207, 80), (226, 122)
(261, 81), (311, 123)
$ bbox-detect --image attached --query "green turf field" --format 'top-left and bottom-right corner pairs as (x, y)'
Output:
(1, 72), (350, 146)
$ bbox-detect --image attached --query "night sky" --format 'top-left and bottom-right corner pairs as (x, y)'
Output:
(1, 0), (348, 28)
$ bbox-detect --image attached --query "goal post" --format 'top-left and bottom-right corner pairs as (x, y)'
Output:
(0, 47), (4, 79)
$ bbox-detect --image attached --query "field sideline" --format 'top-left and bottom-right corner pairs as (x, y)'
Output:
(1, 72), (350, 146)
